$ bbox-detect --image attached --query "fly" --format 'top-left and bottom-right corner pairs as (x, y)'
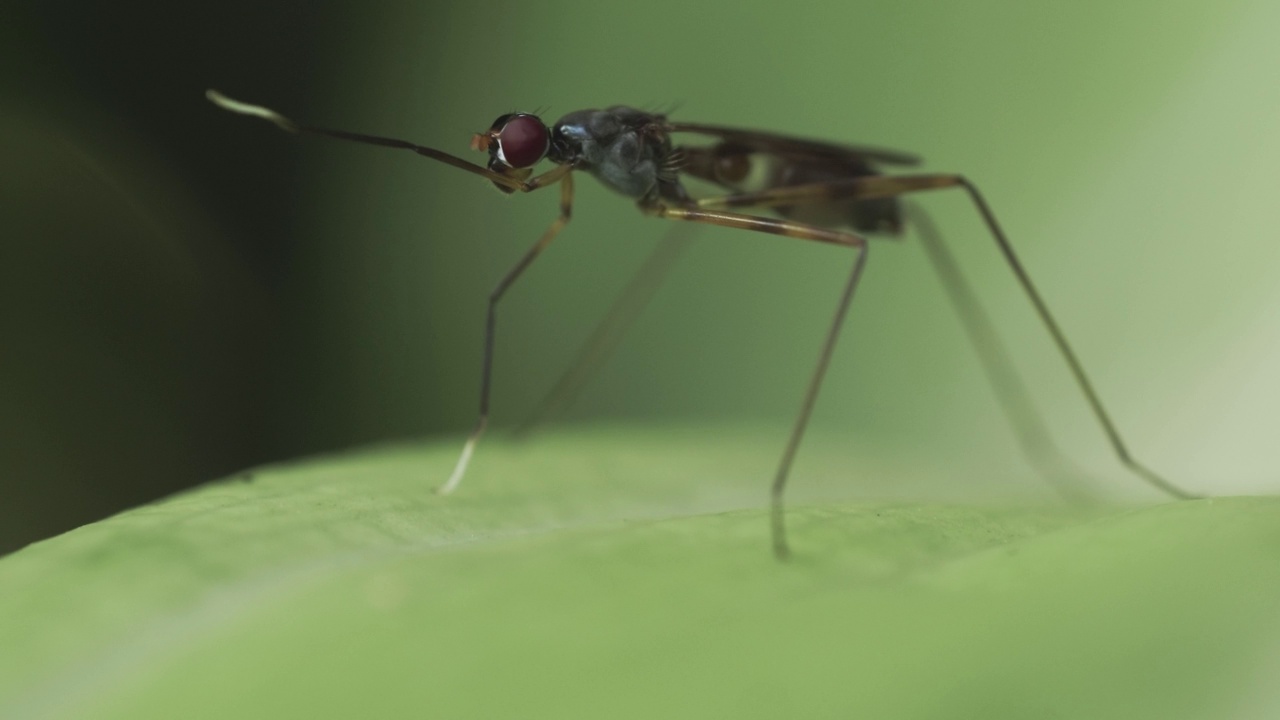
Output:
(206, 90), (1199, 559)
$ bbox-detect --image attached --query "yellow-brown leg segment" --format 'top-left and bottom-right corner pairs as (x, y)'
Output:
(699, 174), (1198, 500)
(438, 173), (576, 495)
(644, 203), (870, 560)
(694, 174), (958, 211)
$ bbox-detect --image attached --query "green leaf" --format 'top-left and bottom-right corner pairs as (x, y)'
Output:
(2, 425), (1277, 719)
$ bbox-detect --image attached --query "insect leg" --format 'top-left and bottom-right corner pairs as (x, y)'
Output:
(698, 174), (1198, 499)
(643, 204), (870, 560)
(437, 173), (576, 495)
(515, 223), (699, 437)
(906, 203), (1094, 504)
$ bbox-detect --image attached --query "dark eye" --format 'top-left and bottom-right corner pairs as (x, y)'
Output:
(496, 114), (549, 168)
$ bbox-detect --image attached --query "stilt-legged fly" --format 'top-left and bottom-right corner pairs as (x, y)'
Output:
(207, 90), (1199, 559)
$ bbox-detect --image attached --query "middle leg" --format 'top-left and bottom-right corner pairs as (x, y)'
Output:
(643, 203), (869, 560)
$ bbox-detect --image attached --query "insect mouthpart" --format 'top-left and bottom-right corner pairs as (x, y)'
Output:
(484, 156), (533, 194)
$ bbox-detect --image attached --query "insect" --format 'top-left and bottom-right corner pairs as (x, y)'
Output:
(207, 90), (1199, 559)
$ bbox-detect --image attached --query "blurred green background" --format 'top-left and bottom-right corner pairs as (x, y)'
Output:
(4, 0), (1279, 554)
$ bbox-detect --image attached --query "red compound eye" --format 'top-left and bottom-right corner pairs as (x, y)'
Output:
(496, 114), (549, 168)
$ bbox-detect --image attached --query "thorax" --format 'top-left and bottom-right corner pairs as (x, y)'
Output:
(550, 106), (677, 200)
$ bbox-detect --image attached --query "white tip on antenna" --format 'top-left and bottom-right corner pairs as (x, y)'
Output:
(205, 89), (299, 133)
